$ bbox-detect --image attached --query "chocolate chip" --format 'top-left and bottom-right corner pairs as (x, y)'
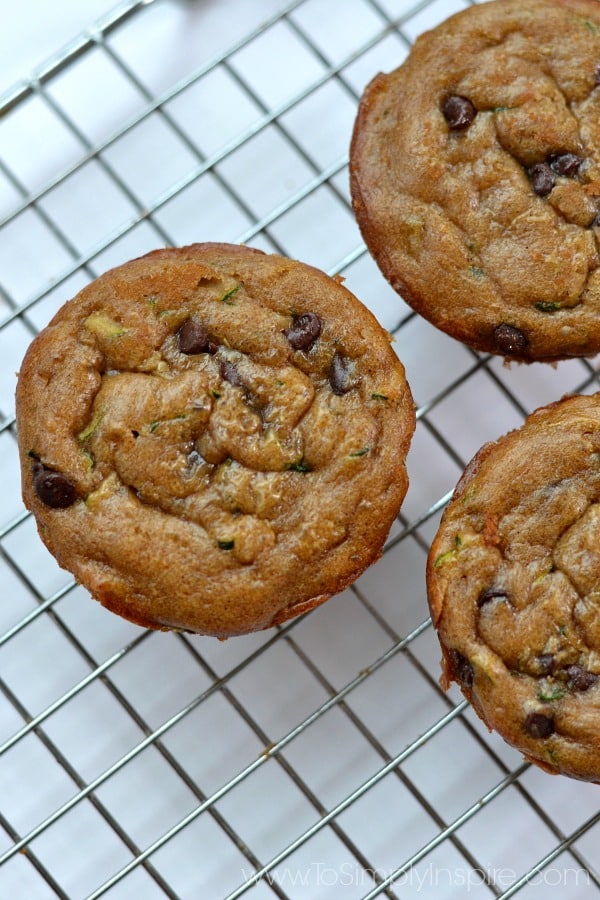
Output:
(217, 539), (235, 550)
(493, 323), (528, 355)
(442, 95), (477, 130)
(477, 587), (509, 608)
(220, 360), (244, 388)
(32, 463), (77, 509)
(528, 163), (555, 197)
(177, 318), (216, 355)
(525, 711), (555, 739)
(328, 352), (353, 395)
(549, 153), (584, 178)
(595, 65), (600, 86)
(448, 648), (474, 688)
(284, 313), (321, 351)
(566, 665), (598, 692)
(536, 654), (556, 676)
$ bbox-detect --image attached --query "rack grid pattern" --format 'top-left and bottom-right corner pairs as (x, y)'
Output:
(1, 0), (600, 897)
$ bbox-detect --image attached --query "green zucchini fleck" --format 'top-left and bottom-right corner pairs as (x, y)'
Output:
(545, 747), (559, 766)
(434, 550), (456, 568)
(217, 539), (235, 550)
(535, 301), (561, 313)
(220, 285), (240, 305)
(537, 684), (567, 703)
(469, 266), (485, 280)
(84, 312), (126, 338)
(433, 535), (463, 568)
(534, 564), (555, 584)
(82, 449), (95, 470)
(78, 413), (103, 442)
(149, 414), (188, 433)
(288, 459), (312, 473)
(371, 392), (389, 402)
(583, 18), (600, 33)
(348, 446), (371, 458)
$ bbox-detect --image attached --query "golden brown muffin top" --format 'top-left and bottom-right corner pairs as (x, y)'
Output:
(16, 243), (415, 637)
(350, 0), (600, 360)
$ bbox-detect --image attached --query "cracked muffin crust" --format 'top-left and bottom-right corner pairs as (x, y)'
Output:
(16, 243), (415, 638)
(350, 0), (600, 361)
(427, 394), (600, 781)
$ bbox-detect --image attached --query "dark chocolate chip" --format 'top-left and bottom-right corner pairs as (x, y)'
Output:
(477, 587), (509, 608)
(32, 463), (77, 509)
(448, 648), (474, 688)
(220, 360), (244, 388)
(131, 430), (139, 438)
(442, 95), (477, 130)
(284, 313), (322, 351)
(493, 323), (528, 355)
(595, 65), (600, 86)
(177, 318), (216, 355)
(217, 539), (235, 550)
(549, 153), (584, 178)
(329, 352), (353, 395)
(528, 162), (555, 197)
(525, 711), (555, 739)
(536, 654), (556, 676)
(566, 665), (598, 692)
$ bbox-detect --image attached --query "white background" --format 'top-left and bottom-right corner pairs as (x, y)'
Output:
(0, 0), (120, 96)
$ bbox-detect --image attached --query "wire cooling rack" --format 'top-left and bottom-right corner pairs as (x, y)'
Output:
(2, 0), (600, 896)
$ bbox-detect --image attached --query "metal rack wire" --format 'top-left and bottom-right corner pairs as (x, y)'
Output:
(1, 0), (600, 896)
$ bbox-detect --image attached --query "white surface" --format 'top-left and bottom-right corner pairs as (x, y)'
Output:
(1, 1), (600, 898)
(0, 0), (123, 96)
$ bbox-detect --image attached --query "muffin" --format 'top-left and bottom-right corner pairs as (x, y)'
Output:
(16, 243), (415, 638)
(427, 393), (600, 781)
(350, 0), (600, 361)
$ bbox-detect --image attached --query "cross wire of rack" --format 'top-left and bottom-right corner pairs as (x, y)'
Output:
(1, 0), (600, 897)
